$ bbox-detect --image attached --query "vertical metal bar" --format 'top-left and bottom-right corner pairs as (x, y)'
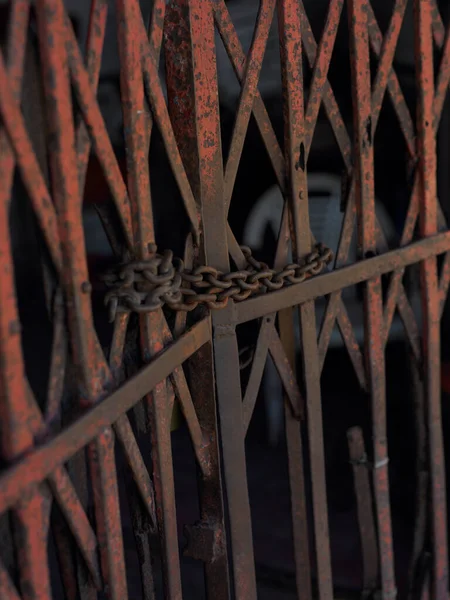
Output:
(278, 309), (312, 600)
(188, 1), (257, 598)
(347, 427), (379, 595)
(116, 0), (183, 597)
(347, 2), (396, 599)
(408, 352), (429, 600)
(164, 3), (231, 598)
(277, 2), (333, 599)
(414, 1), (449, 598)
(0, 2), (54, 597)
(36, 1), (128, 597)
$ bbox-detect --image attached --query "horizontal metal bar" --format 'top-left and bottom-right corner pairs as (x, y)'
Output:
(236, 230), (450, 324)
(0, 318), (210, 515)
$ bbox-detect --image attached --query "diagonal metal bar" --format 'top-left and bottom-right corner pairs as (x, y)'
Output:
(136, 8), (201, 243)
(303, 0), (420, 364)
(49, 468), (102, 589)
(367, 0), (415, 157)
(434, 20), (450, 132)
(300, 5), (367, 378)
(63, 12), (133, 247)
(369, 0), (409, 136)
(242, 201), (299, 434)
(268, 328), (304, 420)
(149, 309), (210, 475)
(431, 0), (446, 47)
(0, 51), (63, 271)
(368, 0), (449, 350)
(242, 319), (273, 434)
(382, 11), (450, 347)
(223, 0), (276, 214)
(299, 0), (352, 169)
(304, 0), (344, 154)
(335, 303), (367, 388)
(37, 0), (110, 394)
(107, 311), (158, 530)
(45, 291), (67, 426)
(113, 415), (157, 526)
(26, 390), (102, 588)
(73, 0), (109, 193)
(213, 0), (286, 192)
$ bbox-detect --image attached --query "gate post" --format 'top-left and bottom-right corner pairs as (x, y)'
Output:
(163, 2), (231, 599)
(164, 1), (257, 598)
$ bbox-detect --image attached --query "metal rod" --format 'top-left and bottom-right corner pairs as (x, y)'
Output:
(414, 1), (449, 598)
(348, 2), (396, 598)
(189, 1), (257, 597)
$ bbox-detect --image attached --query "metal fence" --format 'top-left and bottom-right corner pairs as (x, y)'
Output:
(0, 0), (449, 598)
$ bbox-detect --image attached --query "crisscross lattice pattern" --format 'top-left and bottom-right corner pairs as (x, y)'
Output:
(0, 0), (449, 599)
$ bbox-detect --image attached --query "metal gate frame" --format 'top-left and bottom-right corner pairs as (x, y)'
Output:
(0, 0), (449, 599)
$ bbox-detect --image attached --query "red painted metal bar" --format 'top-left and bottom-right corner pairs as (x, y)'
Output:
(367, 0), (414, 158)
(24, 392), (102, 587)
(116, 0), (183, 596)
(189, 1), (257, 598)
(164, 4), (231, 596)
(278, 1), (333, 599)
(414, 2), (449, 598)
(0, 50), (63, 272)
(65, 16), (133, 248)
(301, 0), (420, 369)
(0, 3), (53, 597)
(304, 0), (344, 156)
(73, 0), (108, 193)
(213, 0), (285, 193)
(223, 0), (276, 214)
(36, 2), (129, 597)
(348, 2), (396, 599)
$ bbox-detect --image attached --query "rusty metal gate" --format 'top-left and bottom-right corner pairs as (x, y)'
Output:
(0, 0), (450, 598)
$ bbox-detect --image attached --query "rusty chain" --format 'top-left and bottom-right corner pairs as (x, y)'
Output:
(101, 243), (333, 322)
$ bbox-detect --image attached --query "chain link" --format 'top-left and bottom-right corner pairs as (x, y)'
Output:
(101, 243), (333, 322)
